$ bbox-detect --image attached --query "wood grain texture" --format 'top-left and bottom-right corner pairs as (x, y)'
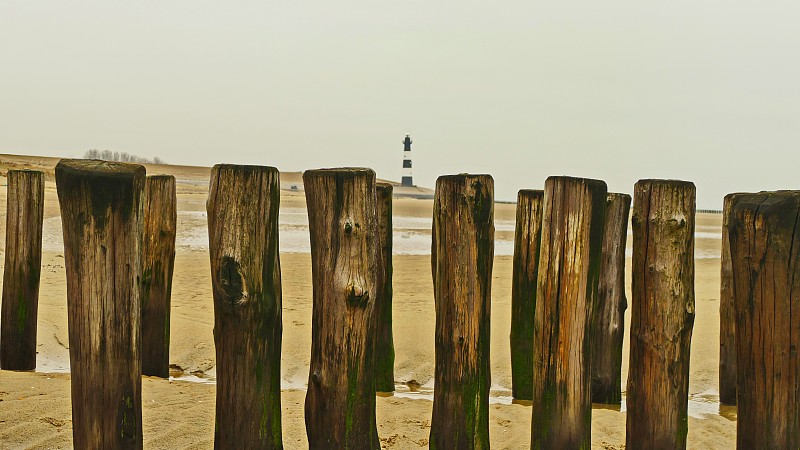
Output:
(510, 189), (543, 401)
(375, 182), (395, 393)
(532, 176), (606, 450)
(729, 191), (800, 448)
(0, 170), (45, 370)
(626, 179), (695, 450)
(718, 193), (739, 406)
(207, 165), (283, 449)
(56, 159), (145, 449)
(141, 175), (177, 378)
(591, 192), (631, 404)
(303, 168), (380, 450)
(430, 174), (493, 450)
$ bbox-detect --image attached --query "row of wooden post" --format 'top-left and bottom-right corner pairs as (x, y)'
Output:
(0, 168), (177, 379)
(720, 191), (800, 448)
(508, 178), (696, 448)
(2, 159), (797, 448)
(0, 170), (45, 370)
(511, 181), (800, 449)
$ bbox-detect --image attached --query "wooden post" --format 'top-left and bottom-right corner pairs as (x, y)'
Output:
(591, 192), (631, 404)
(207, 165), (283, 449)
(532, 176), (606, 449)
(626, 179), (695, 450)
(510, 189), (543, 401)
(375, 182), (395, 393)
(304, 168), (380, 449)
(718, 193), (738, 406)
(0, 170), (45, 370)
(56, 159), (145, 449)
(140, 175), (177, 378)
(729, 191), (800, 448)
(430, 174), (494, 449)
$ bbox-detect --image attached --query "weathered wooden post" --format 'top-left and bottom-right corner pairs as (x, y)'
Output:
(141, 175), (177, 378)
(532, 176), (606, 449)
(0, 170), (45, 370)
(375, 182), (395, 393)
(207, 164), (283, 449)
(718, 193), (738, 406)
(729, 191), (800, 448)
(304, 168), (380, 449)
(510, 189), (543, 401)
(591, 192), (631, 404)
(626, 179), (695, 450)
(56, 159), (145, 449)
(430, 174), (493, 449)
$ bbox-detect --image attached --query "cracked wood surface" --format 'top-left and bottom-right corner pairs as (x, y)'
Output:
(207, 164), (283, 449)
(303, 168), (380, 449)
(510, 189), (543, 401)
(430, 174), (494, 450)
(532, 176), (606, 450)
(718, 193), (739, 406)
(0, 170), (44, 370)
(375, 182), (395, 393)
(729, 191), (800, 448)
(626, 179), (695, 450)
(56, 159), (145, 449)
(141, 175), (177, 378)
(591, 192), (630, 404)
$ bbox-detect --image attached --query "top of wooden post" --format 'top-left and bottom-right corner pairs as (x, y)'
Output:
(723, 192), (749, 223)
(437, 173), (493, 183)
(6, 170), (45, 185)
(724, 192), (748, 200)
(376, 181), (393, 192)
(7, 169), (44, 176)
(147, 174), (175, 181)
(55, 159), (146, 228)
(608, 192), (631, 201)
(546, 175), (607, 189)
(211, 164), (278, 176)
(731, 191), (800, 212)
(56, 159), (145, 179)
(303, 167), (374, 178)
(635, 179), (695, 188)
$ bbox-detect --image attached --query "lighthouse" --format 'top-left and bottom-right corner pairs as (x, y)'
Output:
(401, 134), (413, 187)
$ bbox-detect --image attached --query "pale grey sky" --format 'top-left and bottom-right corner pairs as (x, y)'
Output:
(2, 1), (799, 207)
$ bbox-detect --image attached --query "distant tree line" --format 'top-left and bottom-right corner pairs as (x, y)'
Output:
(83, 149), (166, 165)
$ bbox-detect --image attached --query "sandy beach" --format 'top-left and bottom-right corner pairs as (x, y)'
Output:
(0, 155), (735, 449)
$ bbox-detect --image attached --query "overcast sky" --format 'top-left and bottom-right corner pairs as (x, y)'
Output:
(2, 1), (799, 207)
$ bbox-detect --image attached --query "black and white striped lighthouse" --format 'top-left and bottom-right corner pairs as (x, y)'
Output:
(401, 134), (413, 187)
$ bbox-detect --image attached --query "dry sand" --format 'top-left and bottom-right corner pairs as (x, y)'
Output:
(0, 154), (735, 448)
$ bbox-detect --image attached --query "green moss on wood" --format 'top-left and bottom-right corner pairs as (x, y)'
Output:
(119, 394), (136, 439)
(345, 363), (360, 442)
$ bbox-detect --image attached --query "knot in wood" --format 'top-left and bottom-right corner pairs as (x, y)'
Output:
(668, 214), (687, 229)
(344, 221), (353, 235)
(346, 282), (369, 308)
(311, 371), (321, 385)
(220, 256), (248, 305)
